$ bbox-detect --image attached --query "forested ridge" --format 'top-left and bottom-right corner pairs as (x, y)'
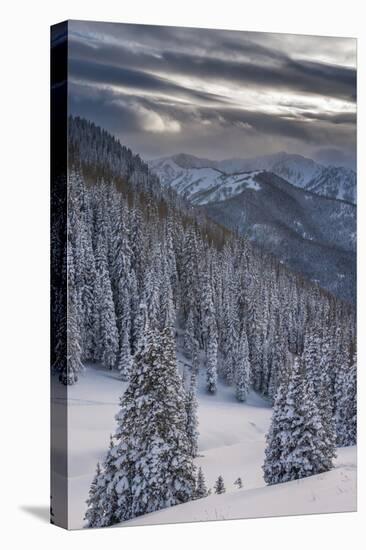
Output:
(51, 117), (356, 527)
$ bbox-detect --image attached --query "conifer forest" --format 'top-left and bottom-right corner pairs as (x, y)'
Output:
(50, 15), (359, 530)
(51, 116), (356, 528)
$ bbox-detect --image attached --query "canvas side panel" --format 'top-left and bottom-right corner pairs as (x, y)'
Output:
(50, 20), (68, 530)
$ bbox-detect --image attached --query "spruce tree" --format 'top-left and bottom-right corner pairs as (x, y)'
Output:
(192, 336), (200, 375)
(235, 328), (251, 402)
(185, 370), (199, 458)
(132, 301), (149, 354)
(303, 328), (320, 390)
(84, 462), (105, 528)
(262, 374), (289, 485)
(214, 475), (225, 494)
(184, 310), (195, 359)
(263, 355), (333, 485)
(62, 245), (83, 385)
(195, 467), (208, 499)
(94, 232), (119, 370)
(99, 435), (120, 527)
(267, 327), (286, 403)
(317, 367), (337, 466)
(335, 351), (357, 446)
(86, 327), (196, 525)
(160, 277), (175, 334)
(117, 322), (133, 381)
(206, 322), (218, 394)
(234, 477), (243, 489)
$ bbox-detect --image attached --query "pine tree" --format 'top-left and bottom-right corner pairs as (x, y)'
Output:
(181, 228), (199, 320)
(160, 276), (175, 334)
(206, 322), (218, 394)
(214, 475), (225, 494)
(99, 435), (120, 527)
(117, 322), (133, 381)
(132, 301), (149, 354)
(195, 467), (208, 499)
(184, 310), (195, 359)
(303, 328), (320, 390)
(221, 296), (239, 384)
(235, 328), (251, 402)
(84, 462), (105, 528)
(192, 336), (200, 375)
(317, 367), (337, 467)
(262, 374), (289, 485)
(61, 244), (83, 385)
(234, 477), (243, 489)
(201, 270), (215, 351)
(185, 370), (199, 458)
(263, 355), (333, 485)
(94, 232), (119, 370)
(267, 326), (287, 403)
(86, 328), (196, 525)
(335, 351), (357, 446)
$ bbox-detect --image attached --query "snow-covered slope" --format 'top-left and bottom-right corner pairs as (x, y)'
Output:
(306, 165), (356, 202)
(52, 362), (356, 529)
(150, 152), (356, 203)
(149, 156), (263, 205)
(126, 446), (356, 526)
(219, 152), (322, 188)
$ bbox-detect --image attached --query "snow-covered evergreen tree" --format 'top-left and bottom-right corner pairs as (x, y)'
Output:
(214, 475), (226, 494)
(234, 477), (243, 489)
(335, 351), (357, 446)
(117, 322), (133, 381)
(184, 310), (195, 359)
(132, 301), (149, 354)
(185, 370), (199, 458)
(206, 322), (218, 394)
(62, 245), (83, 385)
(262, 372), (289, 485)
(86, 327), (196, 525)
(263, 355), (333, 485)
(94, 232), (119, 370)
(235, 328), (251, 402)
(84, 462), (105, 528)
(195, 467), (208, 499)
(317, 367), (337, 466)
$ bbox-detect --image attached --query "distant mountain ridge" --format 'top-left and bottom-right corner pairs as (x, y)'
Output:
(150, 152), (356, 203)
(149, 155), (356, 302)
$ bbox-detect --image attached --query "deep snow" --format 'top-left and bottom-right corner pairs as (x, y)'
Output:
(53, 361), (356, 529)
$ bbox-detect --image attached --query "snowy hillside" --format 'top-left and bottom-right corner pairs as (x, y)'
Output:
(127, 447), (356, 526)
(149, 156), (263, 205)
(53, 119), (356, 532)
(219, 152), (322, 187)
(52, 363), (356, 529)
(150, 152), (356, 204)
(307, 165), (356, 203)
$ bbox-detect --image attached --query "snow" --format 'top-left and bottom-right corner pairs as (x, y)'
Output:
(245, 178), (261, 191)
(149, 157), (263, 205)
(126, 447), (356, 526)
(150, 153), (356, 204)
(55, 363), (356, 529)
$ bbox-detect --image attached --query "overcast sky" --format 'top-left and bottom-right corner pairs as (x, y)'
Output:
(68, 20), (356, 167)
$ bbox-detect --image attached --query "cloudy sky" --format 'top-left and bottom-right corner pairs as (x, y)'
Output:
(68, 20), (356, 167)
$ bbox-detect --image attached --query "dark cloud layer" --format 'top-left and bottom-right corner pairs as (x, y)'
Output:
(68, 21), (356, 165)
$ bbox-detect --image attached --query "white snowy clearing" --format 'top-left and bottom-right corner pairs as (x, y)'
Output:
(56, 361), (356, 529)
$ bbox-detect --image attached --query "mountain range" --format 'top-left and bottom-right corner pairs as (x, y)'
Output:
(150, 152), (356, 203)
(149, 153), (356, 303)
